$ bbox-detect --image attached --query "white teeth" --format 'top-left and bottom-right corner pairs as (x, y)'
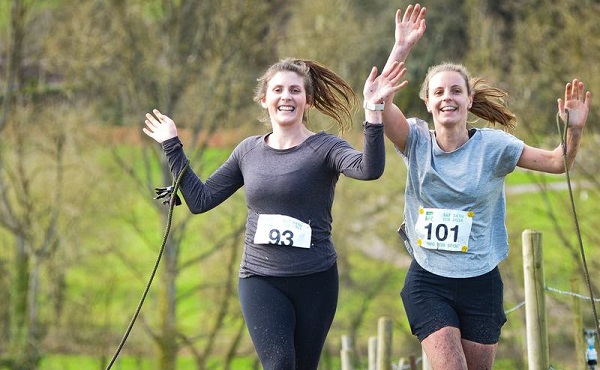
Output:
(440, 107), (457, 112)
(278, 106), (294, 111)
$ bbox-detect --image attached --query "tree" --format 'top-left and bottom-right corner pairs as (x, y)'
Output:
(43, 1), (294, 368)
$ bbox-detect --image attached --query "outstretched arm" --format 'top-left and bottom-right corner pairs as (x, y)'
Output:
(382, 4), (427, 72)
(518, 79), (592, 173)
(381, 4), (427, 153)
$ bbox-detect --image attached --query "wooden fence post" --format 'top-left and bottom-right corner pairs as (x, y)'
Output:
(522, 229), (549, 370)
(571, 277), (585, 370)
(377, 316), (393, 370)
(368, 336), (377, 370)
(341, 335), (354, 370)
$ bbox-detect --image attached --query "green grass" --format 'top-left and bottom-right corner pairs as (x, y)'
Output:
(39, 354), (259, 370)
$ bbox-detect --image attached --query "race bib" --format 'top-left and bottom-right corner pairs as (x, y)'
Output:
(253, 214), (312, 249)
(414, 207), (474, 252)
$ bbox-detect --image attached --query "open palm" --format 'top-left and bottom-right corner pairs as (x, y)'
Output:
(558, 79), (591, 129)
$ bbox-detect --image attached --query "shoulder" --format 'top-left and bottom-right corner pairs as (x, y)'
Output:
(236, 134), (265, 149)
(407, 118), (434, 142)
(230, 135), (266, 158)
(301, 131), (359, 158)
(471, 128), (524, 168)
(306, 131), (347, 147)
(404, 118), (433, 151)
(407, 117), (431, 132)
(474, 128), (523, 147)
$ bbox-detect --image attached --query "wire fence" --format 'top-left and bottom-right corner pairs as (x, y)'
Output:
(504, 285), (600, 316)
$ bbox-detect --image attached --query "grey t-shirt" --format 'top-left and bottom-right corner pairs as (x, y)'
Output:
(400, 118), (524, 278)
(162, 123), (385, 277)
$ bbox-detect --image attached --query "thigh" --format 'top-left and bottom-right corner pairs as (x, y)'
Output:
(238, 276), (295, 370)
(289, 265), (339, 370)
(400, 260), (460, 342)
(455, 267), (507, 344)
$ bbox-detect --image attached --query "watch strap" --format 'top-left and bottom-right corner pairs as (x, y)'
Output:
(363, 101), (385, 111)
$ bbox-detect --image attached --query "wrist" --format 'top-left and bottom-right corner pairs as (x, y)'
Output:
(363, 101), (385, 111)
(390, 43), (412, 60)
(364, 109), (383, 124)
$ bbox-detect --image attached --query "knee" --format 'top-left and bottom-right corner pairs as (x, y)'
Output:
(261, 355), (295, 370)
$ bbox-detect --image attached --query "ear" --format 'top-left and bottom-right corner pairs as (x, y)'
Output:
(424, 99), (431, 113)
(468, 93), (474, 109)
(260, 96), (268, 109)
(305, 96), (312, 109)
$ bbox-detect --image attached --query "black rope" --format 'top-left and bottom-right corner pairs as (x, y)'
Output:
(104, 160), (190, 370)
(556, 111), (600, 338)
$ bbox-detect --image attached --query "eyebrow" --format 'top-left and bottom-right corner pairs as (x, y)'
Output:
(432, 84), (465, 92)
(270, 84), (303, 89)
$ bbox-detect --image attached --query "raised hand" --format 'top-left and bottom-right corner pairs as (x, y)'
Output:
(384, 4), (427, 72)
(394, 4), (427, 50)
(143, 109), (179, 143)
(364, 61), (408, 105)
(558, 79), (591, 130)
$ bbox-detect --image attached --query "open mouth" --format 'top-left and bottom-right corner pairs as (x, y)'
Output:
(278, 105), (295, 112)
(440, 106), (457, 112)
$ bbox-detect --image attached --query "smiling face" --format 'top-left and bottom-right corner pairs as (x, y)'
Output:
(425, 70), (473, 129)
(261, 71), (310, 128)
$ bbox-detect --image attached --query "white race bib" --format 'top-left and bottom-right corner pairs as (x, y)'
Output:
(414, 207), (474, 252)
(254, 214), (312, 249)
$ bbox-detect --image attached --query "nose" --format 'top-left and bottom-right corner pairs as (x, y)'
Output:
(281, 88), (292, 100)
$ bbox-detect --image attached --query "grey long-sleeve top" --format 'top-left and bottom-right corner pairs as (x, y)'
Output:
(162, 123), (385, 277)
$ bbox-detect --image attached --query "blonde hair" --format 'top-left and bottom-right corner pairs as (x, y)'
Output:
(254, 58), (357, 134)
(419, 62), (516, 130)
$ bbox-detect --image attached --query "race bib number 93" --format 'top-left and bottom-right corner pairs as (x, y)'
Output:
(414, 207), (473, 252)
(254, 214), (312, 249)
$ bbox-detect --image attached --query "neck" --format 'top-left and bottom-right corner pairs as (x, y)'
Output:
(268, 125), (314, 149)
(434, 125), (470, 152)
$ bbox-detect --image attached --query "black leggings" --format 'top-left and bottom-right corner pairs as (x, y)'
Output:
(238, 263), (338, 370)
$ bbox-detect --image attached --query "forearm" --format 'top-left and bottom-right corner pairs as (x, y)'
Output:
(162, 137), (190, 178)
(382, 102), (410, 152)
(519, 127), (583, 174)
(562, 127), (584, 170)
(383, 44), (413, 73)
(342, 123), (385, 180)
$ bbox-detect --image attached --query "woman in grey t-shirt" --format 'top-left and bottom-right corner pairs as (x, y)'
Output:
(381, 11), (592, 368)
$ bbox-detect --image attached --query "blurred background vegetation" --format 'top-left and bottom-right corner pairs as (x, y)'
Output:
(0, 0), (599, 369)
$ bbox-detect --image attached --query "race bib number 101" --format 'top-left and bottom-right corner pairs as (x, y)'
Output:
(414, 207), (473, 253)
(254, 214), (312, 249)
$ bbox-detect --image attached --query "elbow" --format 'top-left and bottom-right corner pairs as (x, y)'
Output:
(187, 202), (211, 214)
(365, 167), (385, 180)
(548, 161), (571, 175)
(560, 161), (575, 174)
(188, 204), (213, 214)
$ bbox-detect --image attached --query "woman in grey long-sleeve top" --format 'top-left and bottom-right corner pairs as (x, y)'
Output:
(143, 57), (407, 369)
